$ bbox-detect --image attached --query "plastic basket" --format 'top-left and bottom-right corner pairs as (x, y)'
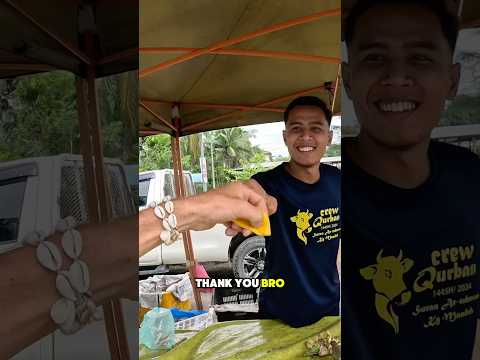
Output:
(174, 309), (216, 331)
(214, 287), (258, 305)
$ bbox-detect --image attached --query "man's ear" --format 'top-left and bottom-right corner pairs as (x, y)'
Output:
(341, 61), (353, 99)
(328, 130), (333, 145)
(447, 63), (461, 100)
(282, 130), (287, 145)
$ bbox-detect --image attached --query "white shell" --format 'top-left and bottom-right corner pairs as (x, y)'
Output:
(61, 309), (77, 332)
(160, 230), (170, 242)
(154, 205), (166, 219)
(36, 241), (63, 271)
(164, 195), (171, 202)
(162, 219), (171, 231)
(62, 229), (82, 259)
(69, 260), (90, 293)
(50, 298), (75, 325)
(164, 201), (174, 214)
(56, 216), (77, 233)
(148, 201), (158, 208)
(22, 230), (47, 246)
(56, 271), (77, 301)
(167, 214), (177, 228)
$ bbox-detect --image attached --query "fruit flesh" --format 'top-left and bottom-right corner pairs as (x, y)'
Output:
(233, 213), (271, 236)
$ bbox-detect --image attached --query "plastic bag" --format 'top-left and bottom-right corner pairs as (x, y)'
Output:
(139, 307), (175, 350)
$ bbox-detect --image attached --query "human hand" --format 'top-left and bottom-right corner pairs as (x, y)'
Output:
(222, 179), (277, 237)
(175, 181), (277, 235)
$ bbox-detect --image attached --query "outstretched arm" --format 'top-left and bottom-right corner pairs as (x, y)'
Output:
(140, 180), (276, 255)
(0, 216), (138, 359)
(1, 180), (276, 358)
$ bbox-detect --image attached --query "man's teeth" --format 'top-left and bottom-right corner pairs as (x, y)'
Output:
(298, 147), (314, 152)
(379, 101), (417, 112)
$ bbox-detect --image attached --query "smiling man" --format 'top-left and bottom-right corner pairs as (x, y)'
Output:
(341, 0), (480, 359)
(247, 96), (341, 328)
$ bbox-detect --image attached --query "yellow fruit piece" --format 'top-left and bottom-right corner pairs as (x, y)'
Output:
(233, 212), (271, 236)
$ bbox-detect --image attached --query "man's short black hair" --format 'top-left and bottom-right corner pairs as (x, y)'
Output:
(344, 0), (459, 54)
(284, 96), (332, 125)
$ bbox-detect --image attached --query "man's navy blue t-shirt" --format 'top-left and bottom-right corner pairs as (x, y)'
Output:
(342, 140), (480, 359)
(252, 163), (341, 328)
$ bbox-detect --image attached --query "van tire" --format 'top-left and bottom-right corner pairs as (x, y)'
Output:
(232, 236), (266, 278)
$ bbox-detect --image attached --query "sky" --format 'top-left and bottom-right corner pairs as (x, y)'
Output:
(243, 116), (341, 158)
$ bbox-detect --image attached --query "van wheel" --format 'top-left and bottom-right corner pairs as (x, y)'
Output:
(232, 236), (266, 278)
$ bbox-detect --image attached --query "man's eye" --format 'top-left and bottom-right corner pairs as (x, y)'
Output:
(290, 127), (301, 132)
(312, 127), (323, 133)
(410, 55), (433, 64)
(363, 54), (385, 63)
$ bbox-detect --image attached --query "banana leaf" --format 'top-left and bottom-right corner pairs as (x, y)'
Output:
(140, 316), (340, 360)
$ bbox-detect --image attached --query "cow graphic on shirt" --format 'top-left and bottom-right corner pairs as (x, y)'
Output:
(360, 249), (414, 334)
(290, 210), (313, 245)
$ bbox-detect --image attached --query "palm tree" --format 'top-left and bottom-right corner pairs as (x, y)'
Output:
(212, 128), (254, 169)
(181, 133), (201, 168)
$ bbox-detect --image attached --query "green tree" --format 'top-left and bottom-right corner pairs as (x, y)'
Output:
(326, 144), (341, 157)
(1, 71), (79, 160)
(0, 71), (138, 163)
(139, 134), (172, 171)
(442, 95), (480, 126)
(212, 128), (254, 169)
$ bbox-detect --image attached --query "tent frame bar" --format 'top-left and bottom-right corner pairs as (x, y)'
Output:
(182, 84), (331, 132)
(4, 0), (91, 65)
(139, 7), (340, 77)
(142, 99), (284, 113)
(171, 112), (203, 310)
(140, 47), (340, 64)
(75, 30), (130, 360)
(331, 64), (341, 112)
(140, 101), (177, 132)
(98, 47), (139, 65)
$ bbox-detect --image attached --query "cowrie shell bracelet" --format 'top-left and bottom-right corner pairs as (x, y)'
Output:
(22, 216), (102, 335)
(149, 196), (180, 245)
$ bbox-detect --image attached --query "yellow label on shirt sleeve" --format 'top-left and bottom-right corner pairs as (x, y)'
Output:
(233, 212), (271, 236)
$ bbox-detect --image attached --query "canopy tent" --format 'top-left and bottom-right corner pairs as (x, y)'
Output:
(0, 0), (137, 79)
(139, 0), (341, 314)
(0, 1), (138, 359)
(139, 0), (342, 137)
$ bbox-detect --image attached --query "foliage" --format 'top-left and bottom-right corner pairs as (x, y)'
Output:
(139, 134), (172, 171)
(325, 144), (341, 157)
(224, 164), (273, 181)
(0, 71), (138, 163)
(442, 95), (480, 126)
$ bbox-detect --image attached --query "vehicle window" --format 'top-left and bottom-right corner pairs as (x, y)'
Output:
(0, 177), (27, 244)
(139, 178), (151, 207)
(184, 174), (195, 196)
(164, 174), (176, 199)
